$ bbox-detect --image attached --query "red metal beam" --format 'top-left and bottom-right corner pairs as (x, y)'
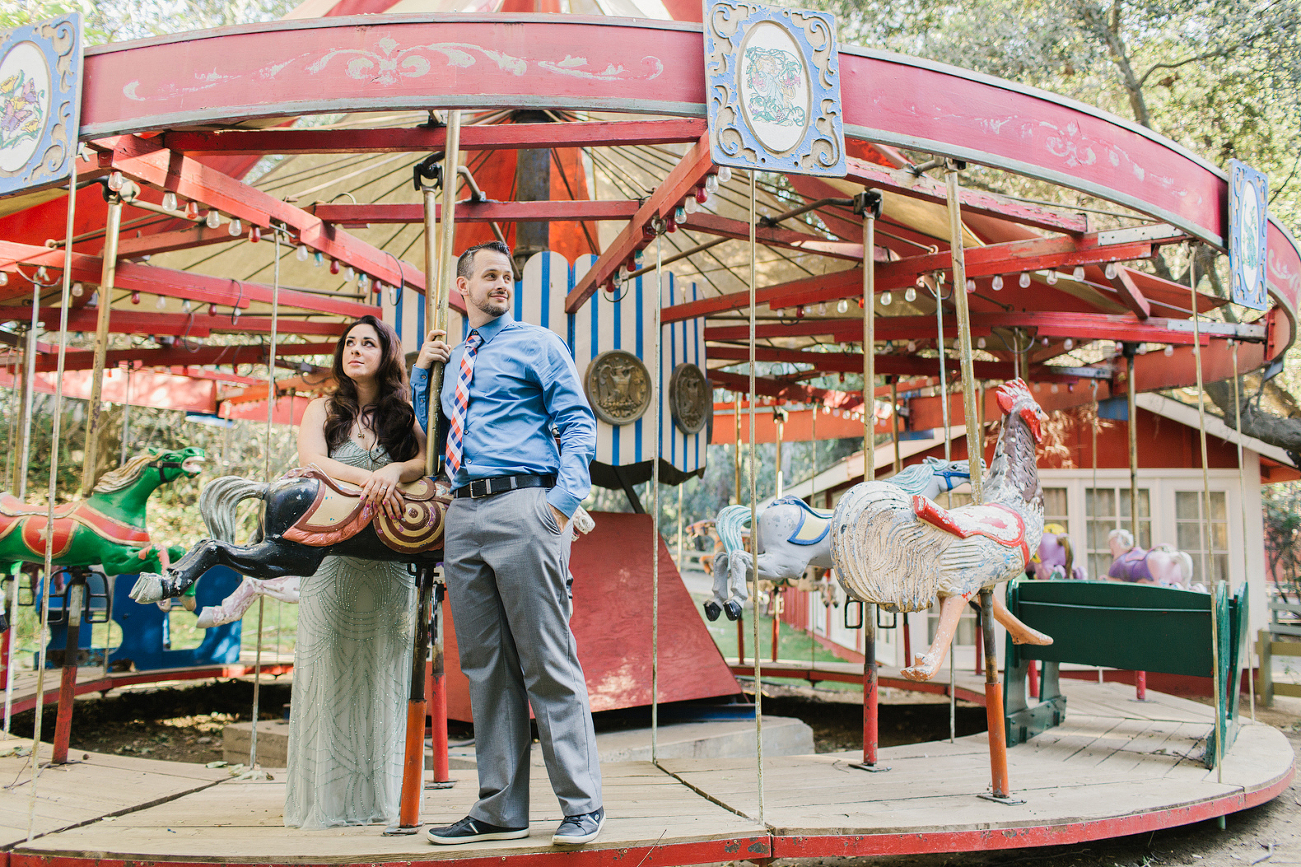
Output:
(311, 199), (641, 226)
(1109, 266), (1152, 319)
(565, 134), (715, 313)
(663, 234), (1163, 323)
(34, 341), (336, 373)
(704, 312), (1209, 345)
(90, 137), (436, 306)
(708, 369), (866, 411)
(0, 240), (378, 318)
(707, 344), (1097, 382)
(162, 119), (707, 155)
(113, 222), (234, 258)
(845, 157), (1089, 236)
(680, 212), (863, 261)
(0, 307), (347, 338)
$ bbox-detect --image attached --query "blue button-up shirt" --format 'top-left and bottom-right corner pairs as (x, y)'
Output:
(412, 313), (596, 518)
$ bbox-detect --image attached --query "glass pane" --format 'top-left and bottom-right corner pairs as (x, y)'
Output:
(1214, 553), (1230, 584)
(1087, 488), (1115, 518)
(1089, 552), (1111, 580)
(1211, 491), (1227, 521)
(1119, 488), (1150, 520)
(1177, 522), (1201, 552)
(1176, 491), (1200, 520)
(1212, 522), (1229, 550)
(1043, 488), (1069, 528)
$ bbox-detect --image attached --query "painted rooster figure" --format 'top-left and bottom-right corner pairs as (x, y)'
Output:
(830, 379), (1053, 681)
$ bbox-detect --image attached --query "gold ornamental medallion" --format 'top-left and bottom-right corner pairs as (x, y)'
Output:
(585, 350), (651, 426)
(669, 363), (709, 434)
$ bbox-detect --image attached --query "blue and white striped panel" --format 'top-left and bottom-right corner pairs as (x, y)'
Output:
(516, 252), (571, 341)
(385, 284), (466, 357)
(659, 273), (707, 475)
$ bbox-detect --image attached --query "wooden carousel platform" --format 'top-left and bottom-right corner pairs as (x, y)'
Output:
(0, 676), (1292, 866)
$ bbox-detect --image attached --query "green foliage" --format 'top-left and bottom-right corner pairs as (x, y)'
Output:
(0, 0), (297, 44)
(1264, 482), (1301, 597)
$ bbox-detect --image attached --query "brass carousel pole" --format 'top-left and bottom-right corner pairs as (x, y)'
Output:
(80, 180), (128, 496)
(945, 158), (1012, 802)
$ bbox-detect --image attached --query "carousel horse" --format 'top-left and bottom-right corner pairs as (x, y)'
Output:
(1032, 523), (1085, 581)
(0, 447), (200, 582)
(129, 466), (452, 604)
(190, 501), (598, 628)
(704, 456), (979, 622)
(831, 379), (1054, 682)
(1106, 528), (1196, 589)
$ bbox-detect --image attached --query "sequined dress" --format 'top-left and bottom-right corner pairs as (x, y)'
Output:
(284, 440), (415, 829)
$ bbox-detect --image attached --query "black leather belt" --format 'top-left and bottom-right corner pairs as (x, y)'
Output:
(453, 473), (556, 499)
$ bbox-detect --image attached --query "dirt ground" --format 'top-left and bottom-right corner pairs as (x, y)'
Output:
(8, 680), (1300, 866)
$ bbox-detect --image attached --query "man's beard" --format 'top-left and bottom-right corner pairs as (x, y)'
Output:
(474, 295), (508, 317)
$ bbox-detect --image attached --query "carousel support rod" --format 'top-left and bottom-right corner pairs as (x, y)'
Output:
(852, 604), (887, 772)
(1232, 345), (1256, 721)
(857, 191), (881, 480)
(394, 110), (463, 834)
(1124, 346), (1147, 697)
(51, 573), (85, 765)
(81, 184), (128, 497)
(890, 380), (902, 476)
(977, 587), (1017, 802)
(429, 581), (452, 785)
(733, 393), (745, 667)
(942, 161), (982, 504)
(16, 286), (38, 499)
(746, 168), (765, 826)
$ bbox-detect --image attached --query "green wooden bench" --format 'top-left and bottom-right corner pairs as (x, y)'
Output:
(1004, 579), (1248, 768)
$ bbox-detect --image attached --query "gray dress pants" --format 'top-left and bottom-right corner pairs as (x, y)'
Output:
(444, 486), (602, 827)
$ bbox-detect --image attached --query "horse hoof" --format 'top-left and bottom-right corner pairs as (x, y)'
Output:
(130, 573), (166, 604)
(900, 656), (937, 682)
(194, 607), (221, 629)
(724, 600), (743, 621)
(703, 601), (721, 622)
(1012, 629), (1053, 647)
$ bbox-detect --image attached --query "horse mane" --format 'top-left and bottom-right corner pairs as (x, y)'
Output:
(887, 461), (941, 495)
(93, 453), (155, 494)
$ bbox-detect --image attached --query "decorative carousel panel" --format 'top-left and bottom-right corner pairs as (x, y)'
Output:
(1229, 159), (1269, 312)
(703, 0), (845, 178)
(0, 14), (81, 198)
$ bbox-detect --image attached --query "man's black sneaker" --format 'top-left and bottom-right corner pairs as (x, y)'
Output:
(427, 816), (529, 845)
(552, 808), (605, 846)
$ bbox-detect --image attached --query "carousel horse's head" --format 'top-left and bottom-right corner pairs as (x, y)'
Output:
(95, 447), (206, 495)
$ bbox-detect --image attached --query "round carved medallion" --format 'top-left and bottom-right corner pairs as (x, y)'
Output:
(669, 363), (709, 434)
(585, 350), (651, 426)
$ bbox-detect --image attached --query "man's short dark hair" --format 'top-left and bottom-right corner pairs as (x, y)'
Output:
(458, 240), (513, 281)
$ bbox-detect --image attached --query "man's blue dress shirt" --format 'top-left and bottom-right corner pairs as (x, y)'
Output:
(411, 313), (596, 518)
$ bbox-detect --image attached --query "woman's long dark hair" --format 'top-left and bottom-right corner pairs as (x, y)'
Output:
(324, 315), (418, 462)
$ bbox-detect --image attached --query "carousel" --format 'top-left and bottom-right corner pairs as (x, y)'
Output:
(0, 1), (1295, 863)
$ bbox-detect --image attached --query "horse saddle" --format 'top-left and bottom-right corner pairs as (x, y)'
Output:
(910, 495), (1030, 563)
(772, 496), (833, 546)
(280, 468), (452, 555)
(0, 494), (150, 554)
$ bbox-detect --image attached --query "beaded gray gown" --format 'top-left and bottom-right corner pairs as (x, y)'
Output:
(284, 440), (415, 829)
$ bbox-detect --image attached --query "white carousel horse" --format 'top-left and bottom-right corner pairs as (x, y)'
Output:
(1106, 528), (1198, 590)
(704, 456), (979, 622)
(831, 379), (1054, 681)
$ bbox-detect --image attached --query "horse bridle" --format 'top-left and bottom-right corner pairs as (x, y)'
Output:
(149, 457), (190, 483)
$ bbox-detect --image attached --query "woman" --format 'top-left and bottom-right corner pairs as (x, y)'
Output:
(284, 315), (427, 830)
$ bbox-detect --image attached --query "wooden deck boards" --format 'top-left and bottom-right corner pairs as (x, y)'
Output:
(1, 679), (1294, 865)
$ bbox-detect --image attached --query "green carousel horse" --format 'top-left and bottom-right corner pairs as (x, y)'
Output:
(0, 447), (203, 586)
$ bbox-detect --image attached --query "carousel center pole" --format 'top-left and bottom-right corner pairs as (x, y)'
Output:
(944, 159), (1014, 803)
(734, 393), (745, 665)
(746, 168), (765, 826)
(81, 180), (127, 497)
(651, 225), (665, 763)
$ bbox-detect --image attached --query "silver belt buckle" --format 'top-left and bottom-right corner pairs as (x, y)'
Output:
(469, 479), (490, 499)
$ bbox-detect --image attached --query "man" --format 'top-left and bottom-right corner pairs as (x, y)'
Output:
(412, 240), (604, 847)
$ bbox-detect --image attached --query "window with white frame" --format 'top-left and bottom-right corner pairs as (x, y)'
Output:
(1043, 487), (1069, 531)
(1175, 490), (1229, 585)
(1086, 487), (1151, 580)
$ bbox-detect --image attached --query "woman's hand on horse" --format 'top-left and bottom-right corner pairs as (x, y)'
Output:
(363, 464), (406, 520)
(416, 329), (451, 369)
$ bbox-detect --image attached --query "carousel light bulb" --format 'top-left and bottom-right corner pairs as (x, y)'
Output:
(674, 206), (687, 223)
(155, 294), (166, 309)
(1105, 262), (1117, 279)
(965, 279), (976, 293)
(228, 218), (242, 236)
(717, 165), (732, 183)
(182, 299), (193, 313)
(1072, 265), (1086, 280)
(389, 284), (398, 305)
(107, 171), (124, 192)
(345, 266), (355, 282)
(907, 340), (916, 352)
(0, 272), (7, 287)
(904, 286), (917, 303)
(71, 282), (83, 297)
(1064, 338), (1074, 350)
(1051, 383), (1059, 394)
(88, 292), (98, 307)
(314, 251), (324, 267)
(36, 267), (49, 283)
(1042, 336), (1050, 346)
(617, 266), (627, 284)
(683, 195), (700, 215)
(249, 226), (261, 243)
(705, 174), (720, 195)
(836, 298), (849, 314)
(161, 192), (178, 211)
(977, 336), (987, 349)
(992, 274), (1004, 291)
(1163, 344), (1174, 356)
(296, 244), (309, 262)
(1046, 270), (1058, 285)
(131, 291), (140, 305)
(817, 302), (827, 315)
(1019, 272), (1031, 288)
(1137, 343), (1148, 355)
(879, 291), (892, 306)
(1227, 338), (1236, 348)
(206, 210), (221, 229)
